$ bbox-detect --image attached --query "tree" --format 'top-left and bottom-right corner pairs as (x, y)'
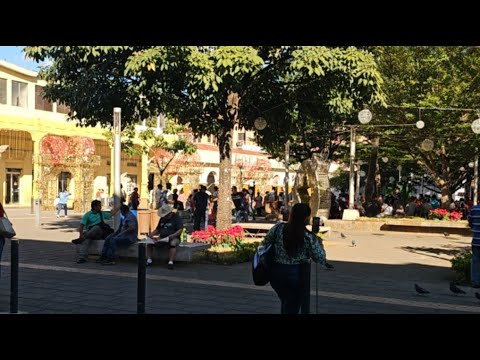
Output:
(25, 46), (385, 229)
(119, 118), (197, 184)
(370, 46), (480, 207)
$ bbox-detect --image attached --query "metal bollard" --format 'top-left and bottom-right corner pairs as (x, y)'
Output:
(10, 239), (19, 314)
(137, 241), (146, 314)
(301, 261), (311, 314)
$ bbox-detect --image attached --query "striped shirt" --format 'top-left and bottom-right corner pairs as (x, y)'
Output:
(468, 204), (480, 246)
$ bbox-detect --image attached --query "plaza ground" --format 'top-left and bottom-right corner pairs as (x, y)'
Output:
(0, 208), (478, 314)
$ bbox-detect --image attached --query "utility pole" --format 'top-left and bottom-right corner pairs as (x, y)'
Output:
(113, 108), (122, 230)
(475, 147), (479, 205)
(348, 126), (356, 209)
(284, 140), (290, 208)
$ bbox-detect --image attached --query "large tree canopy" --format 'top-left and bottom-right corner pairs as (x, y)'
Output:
(25, 46), (385, 228)
(365, 46), (480, 206)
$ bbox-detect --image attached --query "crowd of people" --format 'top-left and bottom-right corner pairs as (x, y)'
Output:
(329, 187), (473, 221)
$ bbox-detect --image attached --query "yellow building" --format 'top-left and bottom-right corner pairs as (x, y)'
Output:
(0, 60), (291, 209)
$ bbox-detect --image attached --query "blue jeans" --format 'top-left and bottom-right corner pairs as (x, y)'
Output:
(472, 245), (480, 287)
(269, 262), (310, 314)
(101, 234), (136, 259)
(57, 203), (67, 216)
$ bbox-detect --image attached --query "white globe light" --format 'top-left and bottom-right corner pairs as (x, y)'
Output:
(358, 109), (372, 124)
(472, 119), (480, 134)
(460, 166), (465, 172)
(254, 117), (267, 130)
(397, 165), (402, 171)
(359, 170), (366, 177)
(357, 160), (363, 166)
(416, 120), (425, 129)
(469, 162), (475, 168)
(421, 139), (434, 151)
(382, 157), (389, 163)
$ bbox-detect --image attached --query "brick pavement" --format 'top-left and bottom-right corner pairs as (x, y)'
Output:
(1, 207), (479, 314)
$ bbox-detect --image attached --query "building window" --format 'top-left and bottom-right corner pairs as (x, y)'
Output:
(0, 78), (6, 104)
(58, 172), (72, 193)
(12, 80), (28, 108)
(35, 85), (53, 111)
(238, 132), (246, 141)
(56, 101), (70, 114)
(193, 135), (202, 143)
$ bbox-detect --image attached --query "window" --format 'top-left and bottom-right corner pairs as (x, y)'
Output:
(58, 172), (72, 194)
(238, 132), (246, 141)
(56, 101), (70, 114)
(35, 85), (53, 111)
(0, 78), (6, 104)
(12, 80), (28, 108)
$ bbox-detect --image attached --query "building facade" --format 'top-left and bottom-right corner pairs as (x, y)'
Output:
(0, 60), (291, 209)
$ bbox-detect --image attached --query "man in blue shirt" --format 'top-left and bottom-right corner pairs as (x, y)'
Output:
(468, 203), (480, 288)
(57, 189), (71, 218)
(97, 205), (138, 265)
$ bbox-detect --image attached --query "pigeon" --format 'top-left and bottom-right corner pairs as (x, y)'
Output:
(475, 292), (480, 301)
(414, 283), (430, 295)
(325, 262), (334, 270)
(443, 232), (449, 237)
(341, 233), (346, 238)
(449, 282), (466, 295)
(351, 239), (356, 247)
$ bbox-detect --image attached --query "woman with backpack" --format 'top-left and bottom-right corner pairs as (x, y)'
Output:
(262, 203), (329, 314)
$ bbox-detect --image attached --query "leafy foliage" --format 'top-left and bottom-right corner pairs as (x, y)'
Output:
(451, 250), (471, 284)
(371, 46), (480, 205)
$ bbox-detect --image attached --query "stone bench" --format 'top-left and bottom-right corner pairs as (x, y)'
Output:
(236, 222), (331, 239)
(82, 239), (210, 262)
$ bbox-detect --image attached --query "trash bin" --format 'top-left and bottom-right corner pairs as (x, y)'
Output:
(135, 209), (152, 237)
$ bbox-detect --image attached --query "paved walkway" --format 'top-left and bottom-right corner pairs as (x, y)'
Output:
(1, 208), (479, 314)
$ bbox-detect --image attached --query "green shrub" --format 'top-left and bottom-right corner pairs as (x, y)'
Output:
(451, 251), (471, 284)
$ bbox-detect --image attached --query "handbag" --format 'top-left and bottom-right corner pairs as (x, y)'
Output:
(252, 223), (282, 286)
(0, 212), (16, 238)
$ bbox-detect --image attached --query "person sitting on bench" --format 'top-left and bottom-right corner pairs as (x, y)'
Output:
(145, 204), (183, 270)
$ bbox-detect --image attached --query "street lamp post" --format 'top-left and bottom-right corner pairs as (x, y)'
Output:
(113, 108), (122, 230)
(346, 110), (424, 217)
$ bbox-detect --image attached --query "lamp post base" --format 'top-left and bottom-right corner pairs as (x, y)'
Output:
(342, 209), (360, 220)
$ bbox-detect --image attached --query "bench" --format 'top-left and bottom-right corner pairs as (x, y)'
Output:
(80, 238), (210, 262)
(236, 222), (331, 239)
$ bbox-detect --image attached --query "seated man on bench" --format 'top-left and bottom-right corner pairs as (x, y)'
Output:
(97, 204), (138, 265)
(146, 204), (183, 270)
(73, 200), (119, 264)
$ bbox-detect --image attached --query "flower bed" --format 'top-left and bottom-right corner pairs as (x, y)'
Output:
(429, 208), (463, 221)
(191, 225), (260, 264)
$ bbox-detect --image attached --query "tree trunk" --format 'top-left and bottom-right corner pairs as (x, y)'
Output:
(365, 136), (379, 201)
(216, 124), (233, 231)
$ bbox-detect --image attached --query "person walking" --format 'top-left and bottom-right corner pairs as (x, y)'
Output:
(262, 203), (329, 314)
(56, 188), (71, 218)
(468, 203), (480, 288)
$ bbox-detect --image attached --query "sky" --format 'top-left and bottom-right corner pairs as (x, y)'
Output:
(0, 46), (43, 71)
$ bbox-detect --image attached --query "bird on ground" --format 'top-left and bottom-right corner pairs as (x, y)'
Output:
(341, 233), (346, 238)
(351, 239), (356, 247)
(449, 282), (466, 295)
(443, 232), (449, 237)
(475, 292), (480, 301)
(414, 283), (430, 295)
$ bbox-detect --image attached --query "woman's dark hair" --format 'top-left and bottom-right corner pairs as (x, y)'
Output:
(283, 203), (311, 257)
